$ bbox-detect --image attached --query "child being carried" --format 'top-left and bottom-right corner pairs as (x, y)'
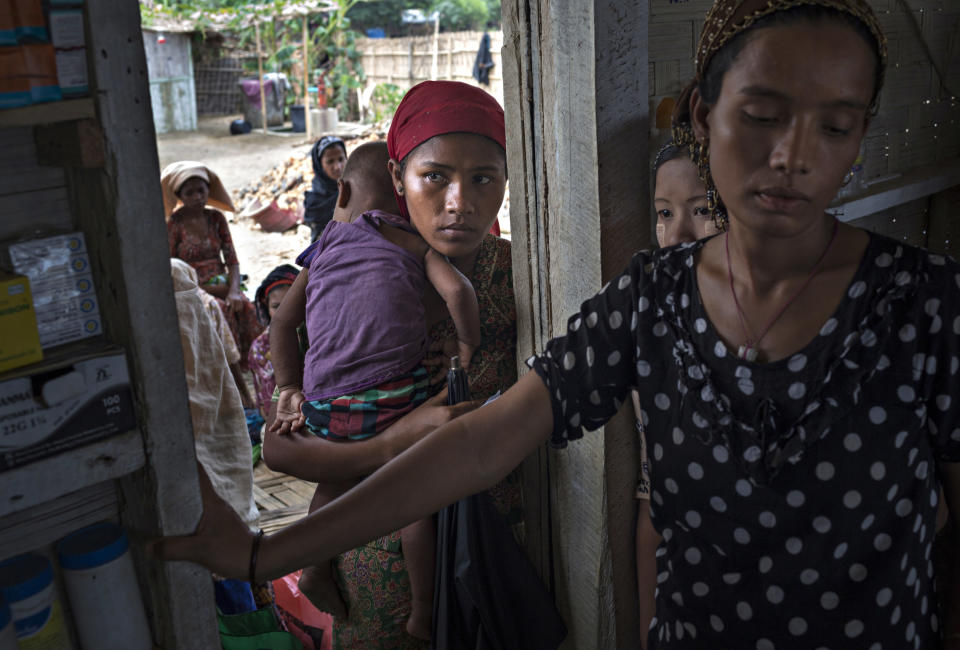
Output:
(270, 141), (480, 641)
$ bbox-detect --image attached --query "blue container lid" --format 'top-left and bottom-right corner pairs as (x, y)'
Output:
(0, 594), (10, 629)
(0, 554), (52, 602)
(58, 522), (129, 571)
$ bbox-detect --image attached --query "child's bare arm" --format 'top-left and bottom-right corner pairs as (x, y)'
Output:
(270, 269), (309, 434)
(424, 248), (481, 365)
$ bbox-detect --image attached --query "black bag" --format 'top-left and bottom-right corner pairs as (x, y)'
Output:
(431, 492), (567, 650)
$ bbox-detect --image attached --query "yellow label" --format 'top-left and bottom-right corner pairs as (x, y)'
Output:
(18, 601), (71, 650)
(0, 271), (43, 374)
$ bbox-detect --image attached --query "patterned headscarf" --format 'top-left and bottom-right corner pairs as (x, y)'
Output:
(671, 0), (888, 221)
(387, 80), (505, 221)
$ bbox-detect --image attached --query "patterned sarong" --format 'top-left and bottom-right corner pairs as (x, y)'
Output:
(302, 366), (430, 441)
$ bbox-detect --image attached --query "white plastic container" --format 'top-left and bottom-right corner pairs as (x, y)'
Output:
(0, 553), (72, 649)
(57, 522), (152, 650)
(0, 595), (18, 650)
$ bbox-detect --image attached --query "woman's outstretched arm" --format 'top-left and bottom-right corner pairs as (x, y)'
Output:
(152, 370), (554, 580)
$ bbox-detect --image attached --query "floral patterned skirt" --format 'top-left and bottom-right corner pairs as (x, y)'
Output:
(208, 292), (262, 371)
(331, 471), (523, 649)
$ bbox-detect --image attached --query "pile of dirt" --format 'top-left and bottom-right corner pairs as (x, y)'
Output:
(231, 133), (388, 218)
(232, 155), (312, 215)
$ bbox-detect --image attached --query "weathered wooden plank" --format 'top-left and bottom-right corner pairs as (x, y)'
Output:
(0, 482), (118, 560)
(504, 0), (650, 647)
(503, 0), (557, 605)
(0, 98), (96, 129)
(284, 479), (317, 502)
(253, 485), (287, 510)
(539, 1), (608, 645)
(594, 1), (649, 645)
(0, 429), (144, 518)
(270, 488), (302, 507)
(259, 505), (310, 534)
(0, 166), (66, 194)
(926, 185), (960, 257)
(81, 1), (218, 646)
(0, 187), (73, 242)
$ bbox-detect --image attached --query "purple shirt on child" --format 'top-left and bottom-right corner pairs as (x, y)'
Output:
(297, 210), (427, 401)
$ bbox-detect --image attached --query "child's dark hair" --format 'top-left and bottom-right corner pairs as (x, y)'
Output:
(698, 5), (883, 110)
(653, 144), (691, 177)
(254, 264), (299, 325)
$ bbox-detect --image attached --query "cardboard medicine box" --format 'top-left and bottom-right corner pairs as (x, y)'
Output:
(9, 233), (102, 348)
(0, 346), (136, 471)
(0, 271), (43, 374)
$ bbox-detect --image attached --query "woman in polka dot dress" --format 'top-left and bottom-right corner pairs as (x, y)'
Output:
(154, 0), (959, 647)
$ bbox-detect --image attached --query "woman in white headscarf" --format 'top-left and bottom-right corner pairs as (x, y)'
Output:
(162, 161), (263, 369)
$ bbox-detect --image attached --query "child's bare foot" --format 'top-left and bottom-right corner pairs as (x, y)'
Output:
(298, 564), (347, 618)
(405, 599), (432, 640)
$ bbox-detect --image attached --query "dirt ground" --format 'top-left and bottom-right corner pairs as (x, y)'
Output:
(156, 115), (511, 295)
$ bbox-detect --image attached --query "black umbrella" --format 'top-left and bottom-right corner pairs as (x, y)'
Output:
(446, 356), (470, 405)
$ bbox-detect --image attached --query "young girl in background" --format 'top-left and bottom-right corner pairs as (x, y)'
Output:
(248, 265), (299, 418)
(653, 142), (718, 247)
(636, 141), (714, 636)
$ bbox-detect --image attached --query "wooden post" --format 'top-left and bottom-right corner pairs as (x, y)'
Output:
(303, 15), (310, 141)
(502, 0), (649, 647)
(255, 20), (267, 133)
(447, 36), (454, 80)
(71, 1), (219, 646)
(431, 13), (440, 80)
(408, 40), (414, 86)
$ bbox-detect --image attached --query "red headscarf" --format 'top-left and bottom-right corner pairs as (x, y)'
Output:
(387, 80), (506, 233)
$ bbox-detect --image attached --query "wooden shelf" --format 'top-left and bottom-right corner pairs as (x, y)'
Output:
(0, 98), (96, 129)
(832, 158), (960, 223)
(0, 482), (118, 560)
(0, 429), (145, 518)
(0, 338), (112, 384)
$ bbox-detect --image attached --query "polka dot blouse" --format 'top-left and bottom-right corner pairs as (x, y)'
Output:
(528, 233), (960, 649)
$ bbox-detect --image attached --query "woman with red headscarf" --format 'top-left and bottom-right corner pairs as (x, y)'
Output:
(264, 81), (519, 648)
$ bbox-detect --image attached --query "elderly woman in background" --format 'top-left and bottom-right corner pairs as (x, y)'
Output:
(162, 161), (263, 367)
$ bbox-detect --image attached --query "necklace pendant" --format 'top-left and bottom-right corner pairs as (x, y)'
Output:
(738, 345), (758, 362)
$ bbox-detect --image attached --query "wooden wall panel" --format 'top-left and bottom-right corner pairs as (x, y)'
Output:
(357, 30), (506, 105)
(927, 185), (960, 256)
(503, 0), (648, 646)
(84, 1), (217, 646)
(0, 127), (72, 243)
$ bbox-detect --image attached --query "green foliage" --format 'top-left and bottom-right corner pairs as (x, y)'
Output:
(431, 0), (488, 32)
(370, 82), (403, 123)
(484, 0), (500, 28)
(324, 28), (366, 120)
